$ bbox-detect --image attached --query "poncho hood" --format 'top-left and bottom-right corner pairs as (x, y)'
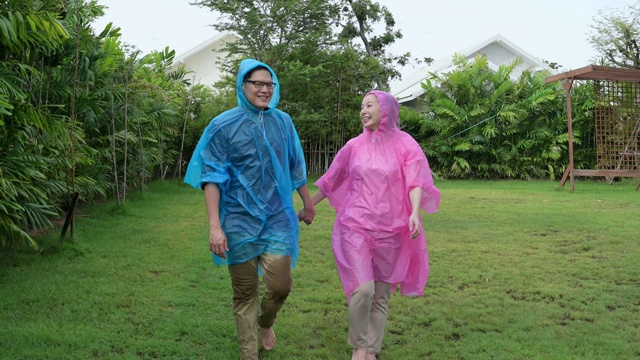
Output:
(236, 59), (280, 112)
(364, 90), (400, 134)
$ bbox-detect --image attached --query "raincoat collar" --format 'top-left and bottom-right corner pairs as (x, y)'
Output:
(236, 59), (280, 113)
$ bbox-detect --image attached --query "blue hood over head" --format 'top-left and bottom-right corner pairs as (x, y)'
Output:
(236, 59), (280, 111)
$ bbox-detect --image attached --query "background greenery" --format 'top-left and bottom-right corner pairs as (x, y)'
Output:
(3, 0), (639, 248)
(1, 179), (638, 359)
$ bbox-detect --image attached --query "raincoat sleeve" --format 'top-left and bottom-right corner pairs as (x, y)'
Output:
(184, 116), (231, 191)
(403, 135), (440, 214)
(315, 141), (353, 212)
(286, 113), (307, 191)
(200, 126), (231, 191)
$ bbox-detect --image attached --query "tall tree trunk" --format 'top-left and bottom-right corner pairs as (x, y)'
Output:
(66, 0), (82, 239)
(346, 0), (385, 90)
(176, 93), (193, 180)
(109, 79), (121, 205)
(123, 71), (129, 203)
(136, 112), (145, 192)
(159, 124), (165, 181)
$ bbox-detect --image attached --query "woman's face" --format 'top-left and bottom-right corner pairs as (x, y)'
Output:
(242, 69), (274, 110)
(360, 94), (381, 131)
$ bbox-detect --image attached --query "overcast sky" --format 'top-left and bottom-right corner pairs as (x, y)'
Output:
(92, 0), (638, 76)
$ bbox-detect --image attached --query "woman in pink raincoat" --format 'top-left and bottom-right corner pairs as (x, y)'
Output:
(302, 90), (440, 360)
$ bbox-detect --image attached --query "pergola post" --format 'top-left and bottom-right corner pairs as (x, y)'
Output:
(561, 79), (575, 191)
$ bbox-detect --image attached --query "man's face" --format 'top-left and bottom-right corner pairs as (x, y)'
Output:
(242, 69), (274, 110)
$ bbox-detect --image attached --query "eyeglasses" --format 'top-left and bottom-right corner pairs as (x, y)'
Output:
(244, 80), (277, 90)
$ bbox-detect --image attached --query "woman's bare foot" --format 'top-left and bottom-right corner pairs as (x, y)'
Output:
(352, 348), (366, 360)
(260, 327), (276, 351)
(366, 353), (377, 360)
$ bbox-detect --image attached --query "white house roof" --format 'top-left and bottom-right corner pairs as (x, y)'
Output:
(174, 32), (239, 64)
(391, 34), (550, 104)
(170, 32), (240, 87)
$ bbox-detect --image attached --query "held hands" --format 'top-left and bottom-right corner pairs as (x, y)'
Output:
(408, 212), (422, 239)
(297, 205), (316, 226)
(209, 227), (229, 259)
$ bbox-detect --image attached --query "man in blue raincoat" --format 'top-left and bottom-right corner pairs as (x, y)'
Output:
(185, 59), (316, 359)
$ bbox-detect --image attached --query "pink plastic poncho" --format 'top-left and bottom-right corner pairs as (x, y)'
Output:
(315, 90), (440, 302)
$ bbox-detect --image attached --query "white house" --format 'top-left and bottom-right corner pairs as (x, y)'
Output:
(390, 34), (551, 112)
(171, 32), (239, 87)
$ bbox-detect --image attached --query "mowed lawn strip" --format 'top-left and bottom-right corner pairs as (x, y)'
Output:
(1, 179), (638, 359)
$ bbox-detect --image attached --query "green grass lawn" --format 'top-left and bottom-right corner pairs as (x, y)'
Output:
(1, 178), (639, 359)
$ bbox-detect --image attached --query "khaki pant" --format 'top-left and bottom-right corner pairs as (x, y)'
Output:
(228, 253), (292, 360)
(348, 280), (391, 354)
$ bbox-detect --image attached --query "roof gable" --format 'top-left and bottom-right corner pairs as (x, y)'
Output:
(391, 34), (550, 104)
(173, 32), (239, 64)
(170, 32), (240, 87)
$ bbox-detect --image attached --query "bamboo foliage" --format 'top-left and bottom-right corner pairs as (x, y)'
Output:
(0, 2), (71, 248)
(0, 1), (600, 250)
(0, 1), (198, 249)
(276, 47), (378, 175)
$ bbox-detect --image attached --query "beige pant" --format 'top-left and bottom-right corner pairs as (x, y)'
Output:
(348, 280), (391, 354)
(228, 253), (292, 360)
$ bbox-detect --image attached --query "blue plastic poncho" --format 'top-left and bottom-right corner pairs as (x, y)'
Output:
(185, 59), (307, 267)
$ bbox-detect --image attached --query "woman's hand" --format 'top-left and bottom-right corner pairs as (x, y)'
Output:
(209, 227), (228, 258)
(409, 212), (422, 239)
(408, 187), (423, 239)
(298, 205), (316, 225)
(296, 185), (317, 226)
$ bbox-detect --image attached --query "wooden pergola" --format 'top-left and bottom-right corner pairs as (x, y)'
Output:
(545, 65), (640, 191)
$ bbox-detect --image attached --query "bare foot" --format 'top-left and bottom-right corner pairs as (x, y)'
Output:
(366, 353), (377, 360)
(260, 327), (276, 351)
(352, 348), (366, 360)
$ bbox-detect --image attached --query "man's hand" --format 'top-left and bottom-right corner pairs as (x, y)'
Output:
(298, 205), (316, 225)
(209, 227), (228, 258)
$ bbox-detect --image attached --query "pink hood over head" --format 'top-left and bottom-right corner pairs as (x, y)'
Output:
(364, 90), (400, 133)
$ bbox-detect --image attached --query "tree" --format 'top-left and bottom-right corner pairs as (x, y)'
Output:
(0, 0), (90, 248)
(588, 1), (640, 69)
(1, 0), (194, 249)
(189, 0), (401, 174)
(190, 0), (342, 68)
(339, 0), (429, 90)
(190, 0), (424, 89)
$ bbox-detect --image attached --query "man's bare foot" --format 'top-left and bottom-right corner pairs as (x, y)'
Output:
(366, 353), (377, 360)
(351, 348), (366, 360)
(260, 327), (276, 351)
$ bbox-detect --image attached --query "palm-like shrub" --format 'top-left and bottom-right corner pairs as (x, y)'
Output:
(1, 1), (192, 249)
(418, 54), (569, 180)
(0, 3), (71, 248)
